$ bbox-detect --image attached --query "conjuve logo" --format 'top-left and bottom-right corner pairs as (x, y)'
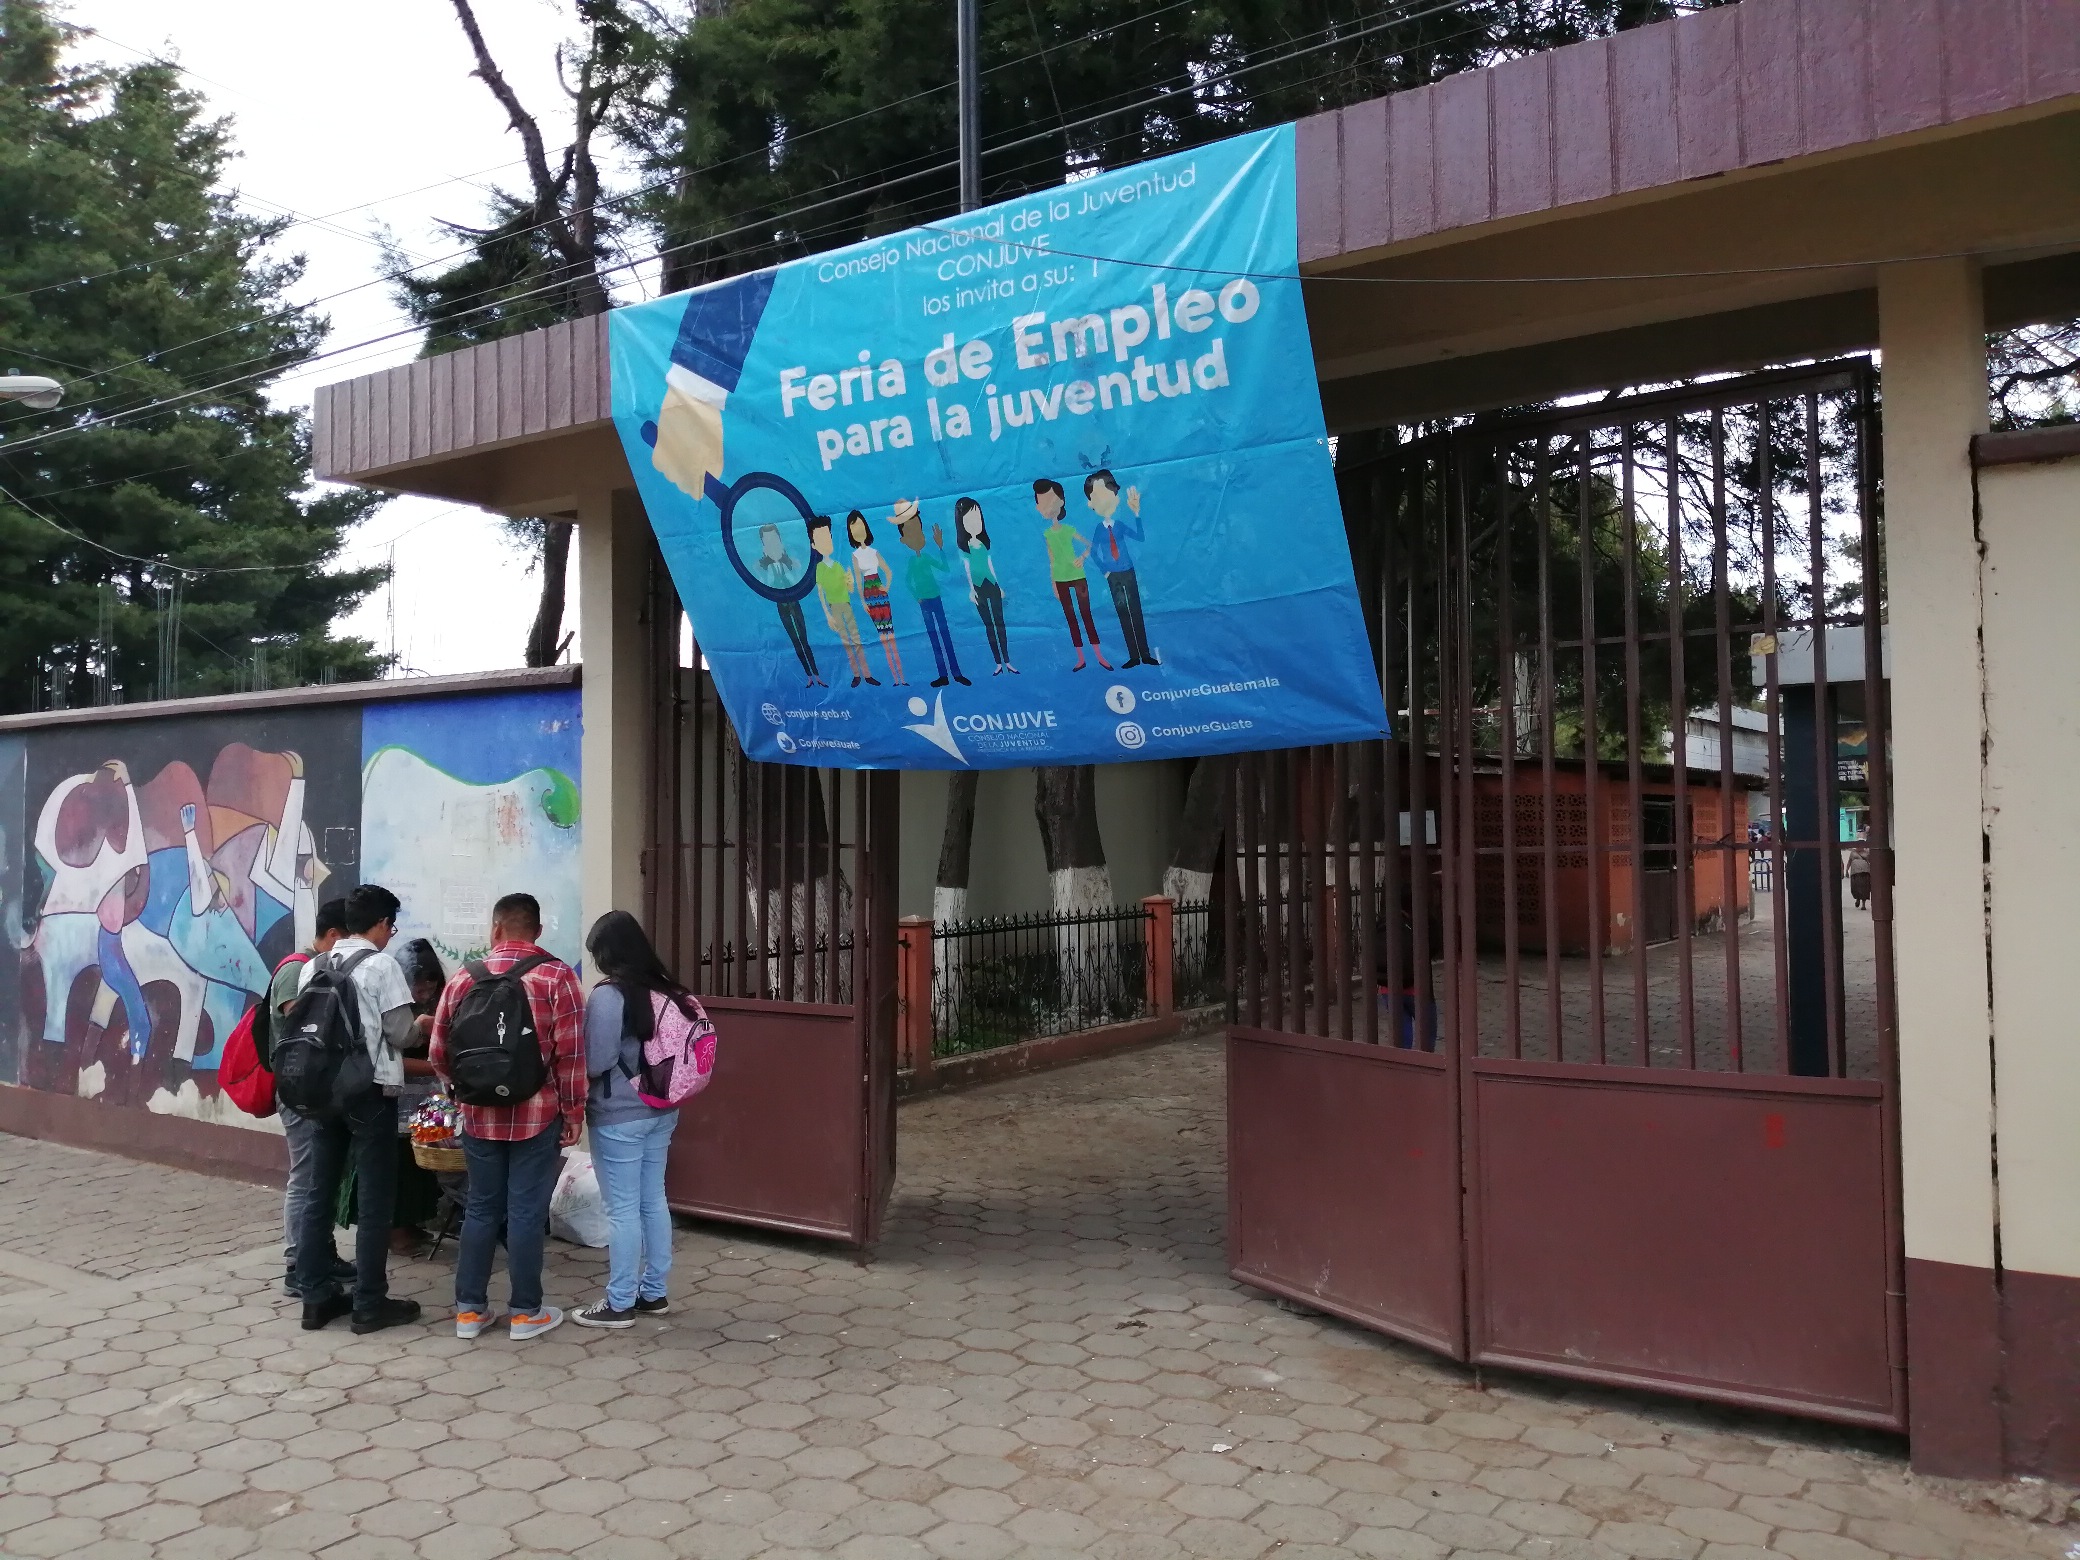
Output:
(943, 706), (1062, 758)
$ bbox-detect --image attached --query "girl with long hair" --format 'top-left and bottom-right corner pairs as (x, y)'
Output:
(847, 510), (907, 685)
(572, 910), (700, 1328)
(955, 496), (1017, 675)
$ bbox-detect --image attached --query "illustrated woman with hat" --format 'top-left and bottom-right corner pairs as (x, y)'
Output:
(847, 509), (906, 686)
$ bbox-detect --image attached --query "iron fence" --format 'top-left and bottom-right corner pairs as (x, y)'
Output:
(931, 904), (1151, 1056)
(1172, 898), (1225, 1010)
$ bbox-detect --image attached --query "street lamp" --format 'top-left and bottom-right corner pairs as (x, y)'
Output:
(0, 374), (64, 410)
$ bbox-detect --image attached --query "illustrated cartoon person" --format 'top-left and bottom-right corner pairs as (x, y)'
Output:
(755, 522), (823, 687)
(811, 515), (874, 687)
(847, 510), (907, 686)
(642, 269), (779, 501)
(955, 497), (1018, 676)
(894, 499), (970, 689)
(1084, 469), (1158, 668)
(1033, 478), (1112, 672)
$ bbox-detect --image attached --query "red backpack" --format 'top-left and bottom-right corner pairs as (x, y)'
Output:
(221, 952), (310, 1118)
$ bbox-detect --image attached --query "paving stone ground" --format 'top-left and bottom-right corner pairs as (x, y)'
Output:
(1, 1038), (2073, 1560)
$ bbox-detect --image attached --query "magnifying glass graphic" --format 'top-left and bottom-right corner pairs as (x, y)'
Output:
(641, 421), (817, 605)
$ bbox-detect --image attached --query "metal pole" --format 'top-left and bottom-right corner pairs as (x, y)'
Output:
(957, 0), (981, 213)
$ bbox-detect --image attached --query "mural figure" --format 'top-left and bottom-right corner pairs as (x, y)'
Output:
(894, 498), (969, 689)
(1084, 469), (1159, 669)
(847, 509), (907, 686)
(28, 745), (329, 1082)
(1033, 478), (1112, 673)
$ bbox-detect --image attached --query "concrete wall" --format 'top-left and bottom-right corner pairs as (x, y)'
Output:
(898, 759), (1194, 921)
(0, 675), (582, 1172)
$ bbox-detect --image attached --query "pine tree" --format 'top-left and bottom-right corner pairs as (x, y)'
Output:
(0, 0), (386, 713)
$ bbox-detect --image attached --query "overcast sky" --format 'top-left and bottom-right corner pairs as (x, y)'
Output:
(65, 0), (654, 677)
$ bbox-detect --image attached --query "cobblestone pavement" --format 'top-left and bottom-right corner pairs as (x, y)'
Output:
(1, 1039), (2072, 1560)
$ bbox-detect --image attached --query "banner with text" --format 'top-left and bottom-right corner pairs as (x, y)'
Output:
(609, 125), (1384, 769)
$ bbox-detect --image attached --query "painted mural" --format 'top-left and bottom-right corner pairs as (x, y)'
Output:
(359, 688), (584, 971)
(0, 686), (583, 1132)
(10, 709), (361, 1117)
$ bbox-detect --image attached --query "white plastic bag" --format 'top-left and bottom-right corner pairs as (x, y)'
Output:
(548, 1149), (610, 1248)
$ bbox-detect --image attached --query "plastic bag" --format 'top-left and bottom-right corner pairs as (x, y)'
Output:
(548, 1149), (610, 1248)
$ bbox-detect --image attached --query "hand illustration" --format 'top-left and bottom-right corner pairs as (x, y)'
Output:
(931, 523), (944, 549)
(650, 384), (725, 500)
(1126, 486), (1142, 516)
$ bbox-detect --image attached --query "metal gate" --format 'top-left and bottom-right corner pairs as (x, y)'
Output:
(1227, 361), (1905, 1428)
(641, 545), (899, 1248)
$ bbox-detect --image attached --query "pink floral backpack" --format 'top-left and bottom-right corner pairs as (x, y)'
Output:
(619, 988), (718, 1108)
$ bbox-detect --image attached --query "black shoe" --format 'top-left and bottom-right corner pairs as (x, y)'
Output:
(850, 675), (860, 687)
(350, 1298), (423, 1335)
(930, 677), (948, 688)
(953, 674), (971, 686)
(632, 1295), (670, 1315)
(282, 1272), (302, 1298)
(301, 1293), (352, 1331)
(572, 1302), (635, 1330)
(864, 676), (881, 686)
(330, 1255), (355, 1281)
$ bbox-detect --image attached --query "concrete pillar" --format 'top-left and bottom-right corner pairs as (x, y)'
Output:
(1878, 260), (1998, 1475)
(578, 488), (653, 953)
(896, 915), (936, 1083)
(1143, 895), (1175, 1017)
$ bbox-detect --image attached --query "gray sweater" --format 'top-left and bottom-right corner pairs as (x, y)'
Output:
(584, 984), (680, 1127)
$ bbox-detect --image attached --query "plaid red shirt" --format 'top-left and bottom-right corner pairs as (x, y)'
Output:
(430, 941), (586, 1143)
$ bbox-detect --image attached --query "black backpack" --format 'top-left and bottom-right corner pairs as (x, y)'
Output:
(273, 948), (378, 1118)
(445, 954), (554, 1107)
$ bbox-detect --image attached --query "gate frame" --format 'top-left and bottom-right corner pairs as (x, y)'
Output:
(1226, 359), (1907, 1430)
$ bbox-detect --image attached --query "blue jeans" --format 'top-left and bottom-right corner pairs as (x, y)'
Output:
(280, 1104), (323, 1267)
(918, 596), (963, 682)
(456, 1124), (561, 1314)
(590, 1113), (678, 1311)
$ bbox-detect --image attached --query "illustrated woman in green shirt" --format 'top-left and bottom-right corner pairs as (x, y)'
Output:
(810, 516), (874, 686)
(954, 497), (1017, 675)
(1032, 477), (1111, 672)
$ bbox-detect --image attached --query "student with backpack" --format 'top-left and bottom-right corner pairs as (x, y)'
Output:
(269, 898), (351, 1297)
(276, 884), (424, 1334)
(571, 911), (717, 1329)
(429, 892), (586, 1342)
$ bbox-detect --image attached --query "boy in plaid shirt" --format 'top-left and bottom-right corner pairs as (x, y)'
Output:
(430, 893), (586, 1340)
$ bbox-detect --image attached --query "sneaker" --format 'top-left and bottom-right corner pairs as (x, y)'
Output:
(632, 1295), (670, 1315)
(454, 1309), (502, 1340)
(510, 1306), (564, 1341)
(349, 1298), (423, 1335)
(571, 1302), (635, 1330)
(300, 1293), (351, 1332)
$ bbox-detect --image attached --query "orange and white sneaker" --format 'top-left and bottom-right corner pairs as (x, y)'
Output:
(455, 1309), (501, 1340)
(510, 1306), (564, 1341)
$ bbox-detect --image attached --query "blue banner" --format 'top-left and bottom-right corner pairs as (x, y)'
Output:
(609, 125), (1384, 769)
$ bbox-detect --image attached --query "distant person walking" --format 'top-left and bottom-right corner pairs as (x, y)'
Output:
(573, 911), (713, 1329)
(431, 893), (586, 1343)
(269, 896), (349, 1298)
(284, 884), (423, 1334)
(1847, 839), (1872, 911)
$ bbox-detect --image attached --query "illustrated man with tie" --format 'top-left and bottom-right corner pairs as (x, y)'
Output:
(1083, 469), (1158, 669)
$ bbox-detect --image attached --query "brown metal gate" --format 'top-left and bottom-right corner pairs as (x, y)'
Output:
(641, 545), (899, 1248)
(1228, 361), (1905, 1428)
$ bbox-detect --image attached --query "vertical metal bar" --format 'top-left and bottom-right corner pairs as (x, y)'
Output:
(1666, 418), (1697, 1068)
(1807, 392), (1846, 1075)
(852, 772), (869, 1019)
(731, 733), (749, 998)
(1333, 744), (1353, 1041)
(1449, 436), (1478, 1067)
(825, 770), (842, 1004)
(1283, 750), (1305, 1032)
(1381, 463), (1406, 1044)
(1311, 748), (1331, 1037)
(1407, 454), (1435, 1051)
(1240, 755), (1262, 1026)
(1496, 446), (1523, 1059)
(1358, 739), (1380, 1046)
(752, 759), (770, 999)
(1855, 365), (1907, 1417)
(669, 611), (690, 984)
(1621, 425), (1652, 1066)
(1712, 406), (1745, 1071)
(1536, 446), (1562, 1061)
(1762, 404), (1792, 1072)
(780, 767), (797, 1002)
(689, 634), (709, 993)
(1223, 762), (1242, 1027)
(1577, 436), (1607, 1063)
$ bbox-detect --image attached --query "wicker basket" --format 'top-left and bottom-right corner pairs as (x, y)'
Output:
(412, 1139), (466, 1174)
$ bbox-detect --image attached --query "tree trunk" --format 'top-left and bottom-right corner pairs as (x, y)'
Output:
(1162, 756), (1231, 906)
(934, 771), (978, 928)
(744, 760), (850, 1001)
(523, 520), (573, 667)
(1034, 766), (1111, 914)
